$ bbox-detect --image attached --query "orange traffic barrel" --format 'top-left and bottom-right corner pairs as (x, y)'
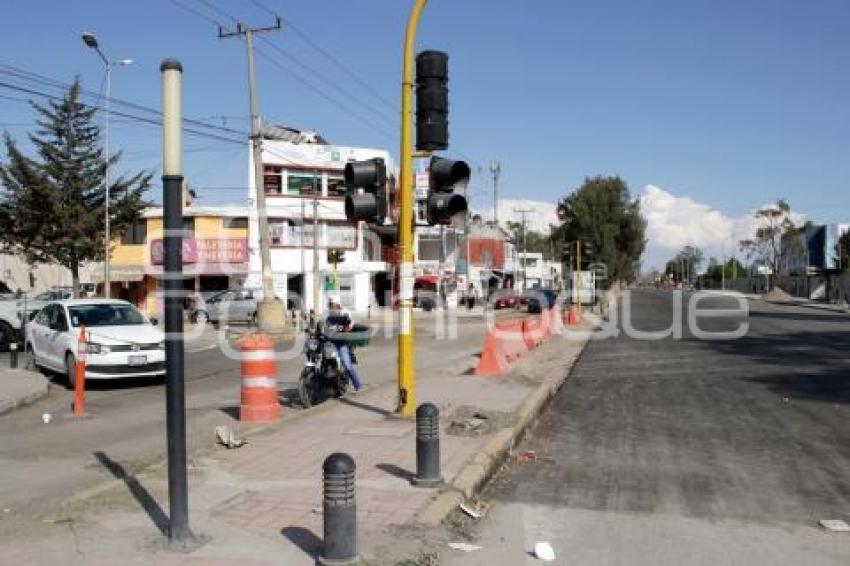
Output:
(239, 333), (281, 423)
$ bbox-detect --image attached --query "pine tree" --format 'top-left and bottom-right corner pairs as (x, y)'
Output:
(0, 78), (151, 296)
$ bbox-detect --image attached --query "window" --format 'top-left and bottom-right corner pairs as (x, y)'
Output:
(68, 304), (146, 327)
(224, 217), (248, 230)
(182, 217), (195, 235)
(327, 176), (347, 197)
(286, 173), (319, 196)
(264, 165), (282, 195)
(121, 220), (147, 245)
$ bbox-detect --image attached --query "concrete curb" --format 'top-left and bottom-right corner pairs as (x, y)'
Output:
(0, 369), (49, 416)
(416, 331), (595, 526)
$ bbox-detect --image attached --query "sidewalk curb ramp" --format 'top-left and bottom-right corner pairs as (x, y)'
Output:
(0, 369), (49, 416)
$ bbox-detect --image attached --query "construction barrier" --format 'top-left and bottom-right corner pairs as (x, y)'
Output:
(521, 317), (546, 349)
(239, 333), (281, 423)
(74, 327), (87, 417)
(494, 320), (527, 361)
(474, 331), (511, 376)
(565, 304), (581, 326)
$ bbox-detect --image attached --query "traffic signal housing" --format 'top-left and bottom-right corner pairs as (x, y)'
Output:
(327, 249), (345, 265)
(415, 50), (449, 151)
(344, 157), (387, 224)
(427, 156), (469, 225)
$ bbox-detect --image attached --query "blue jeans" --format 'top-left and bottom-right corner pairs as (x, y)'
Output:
(337, 344), (363, 390)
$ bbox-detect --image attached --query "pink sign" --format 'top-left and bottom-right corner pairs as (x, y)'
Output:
(150, 238), (247, 265)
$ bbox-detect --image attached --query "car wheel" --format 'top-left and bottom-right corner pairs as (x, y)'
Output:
(251, 312), (258, 326)
(0, 321), (15, 353)
(65, 352), (77, 389)
(194, 310), (208, 325)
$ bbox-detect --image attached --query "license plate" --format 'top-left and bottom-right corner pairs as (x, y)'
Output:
(127, 355), (147, 366)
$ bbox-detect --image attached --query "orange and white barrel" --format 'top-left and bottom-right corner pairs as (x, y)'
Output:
(239, 333), (280, 423)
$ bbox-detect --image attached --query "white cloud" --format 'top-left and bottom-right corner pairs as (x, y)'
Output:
(640, 185), (763, 270)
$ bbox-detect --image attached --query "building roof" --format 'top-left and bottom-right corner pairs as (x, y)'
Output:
(142, 204), (251, 218)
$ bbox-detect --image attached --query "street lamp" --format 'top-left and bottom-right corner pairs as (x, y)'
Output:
(81, 32), (133, 298)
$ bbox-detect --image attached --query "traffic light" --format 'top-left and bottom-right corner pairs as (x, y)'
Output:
(415, 50), (449, 151)
(561, 241), (574, 264)
(344, 157), (387, 224)
(581, 240), (594, 258)
(327, 249), (345, 264)
(426, 156), (469, 225)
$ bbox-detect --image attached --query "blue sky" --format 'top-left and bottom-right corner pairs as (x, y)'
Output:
(1, 0), (849, 268)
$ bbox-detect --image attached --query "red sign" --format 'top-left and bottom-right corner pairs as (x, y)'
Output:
(150, 238), (248, 265)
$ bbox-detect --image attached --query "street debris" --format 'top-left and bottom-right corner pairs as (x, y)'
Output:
(459, 502), (482, 519)
(448, 542), (482, 553)
(533, 541), (556, 561)
(514, 450), (537, 462)
(42, 517), (73, 525)
(818, 519), (850, 532)
(41, 413), (52, 424)
(215, 426), (247, 449)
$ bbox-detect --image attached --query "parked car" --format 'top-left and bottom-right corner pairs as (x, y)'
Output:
(0, 298), (46, 351)
(25, 299), (165, 386)
(191, 289), (262, 325)
(491, 289), (520, 310)
(524, 288), (560, 314)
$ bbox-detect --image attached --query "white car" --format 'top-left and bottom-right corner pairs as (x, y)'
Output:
(25, 299), (165, 385)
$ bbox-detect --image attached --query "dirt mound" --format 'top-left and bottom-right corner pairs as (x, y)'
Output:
(763, 287), (794, 303)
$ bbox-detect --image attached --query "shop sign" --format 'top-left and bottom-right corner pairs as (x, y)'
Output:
(150, 238), (248, 265)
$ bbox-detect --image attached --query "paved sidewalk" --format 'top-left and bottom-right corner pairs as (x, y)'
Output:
(0, 367), (48, 416)
(0, 316), (596, 565)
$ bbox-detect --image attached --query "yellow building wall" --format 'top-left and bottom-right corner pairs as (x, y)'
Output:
(109, 214), (248, 316)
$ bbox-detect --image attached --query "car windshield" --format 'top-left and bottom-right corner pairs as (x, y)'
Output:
(67, 304), (147, 327)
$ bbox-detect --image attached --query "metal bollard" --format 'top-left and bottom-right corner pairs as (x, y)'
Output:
(411, 402), (444, 487)
(9, 342), (18, 369)
(319, 453), (359, 565)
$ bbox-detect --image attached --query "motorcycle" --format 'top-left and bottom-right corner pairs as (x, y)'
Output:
(298, 326), (354, 408)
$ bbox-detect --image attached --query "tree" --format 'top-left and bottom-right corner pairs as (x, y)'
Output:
(706, 257), (746, 281)
(555, 176), (646, 287)
(739, 199), (796, 284)
(504, 221), (557, 260)
(0, 78), (151, 296)
(664, 245), (703, 283)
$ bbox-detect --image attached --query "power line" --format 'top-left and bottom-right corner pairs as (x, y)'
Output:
(0, 64), (251, 139)
(0, 80), (245, 146)
(250, 0), (399, 112)
(168, 0), (225, 27)
(173, 0), (397, 141)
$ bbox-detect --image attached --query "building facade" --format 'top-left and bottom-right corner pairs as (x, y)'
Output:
(108, 205), (250, 317)
(246, 133), (397, 313)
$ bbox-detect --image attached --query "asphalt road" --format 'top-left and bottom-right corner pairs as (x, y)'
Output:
(447, 289), (850, 566)
(0, 312), (491, 526)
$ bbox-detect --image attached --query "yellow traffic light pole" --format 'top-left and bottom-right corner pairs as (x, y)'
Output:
(397, 0), (428, 417)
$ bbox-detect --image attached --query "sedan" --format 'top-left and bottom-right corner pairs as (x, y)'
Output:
(491, 290), (520, 310)
(26, 299), (165, 386)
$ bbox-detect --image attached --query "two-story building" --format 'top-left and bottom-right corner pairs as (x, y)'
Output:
(108, 204), (250, 317)
(246, 126), (397, 313)
(516, 252), (562, 291)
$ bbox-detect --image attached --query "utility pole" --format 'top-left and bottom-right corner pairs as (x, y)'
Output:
(219, 18), (286, 330)
(490, 160), (501, 225)
(514, 207), (532, 289)
(312, 170), (321, 310)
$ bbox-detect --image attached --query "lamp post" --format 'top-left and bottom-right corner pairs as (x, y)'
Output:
(82, 32), (133, 298)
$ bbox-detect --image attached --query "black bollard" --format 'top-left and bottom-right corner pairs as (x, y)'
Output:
(319, 452), (359, 565)
(9, 342), (18, 369)
(411, 402), (444, 487)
